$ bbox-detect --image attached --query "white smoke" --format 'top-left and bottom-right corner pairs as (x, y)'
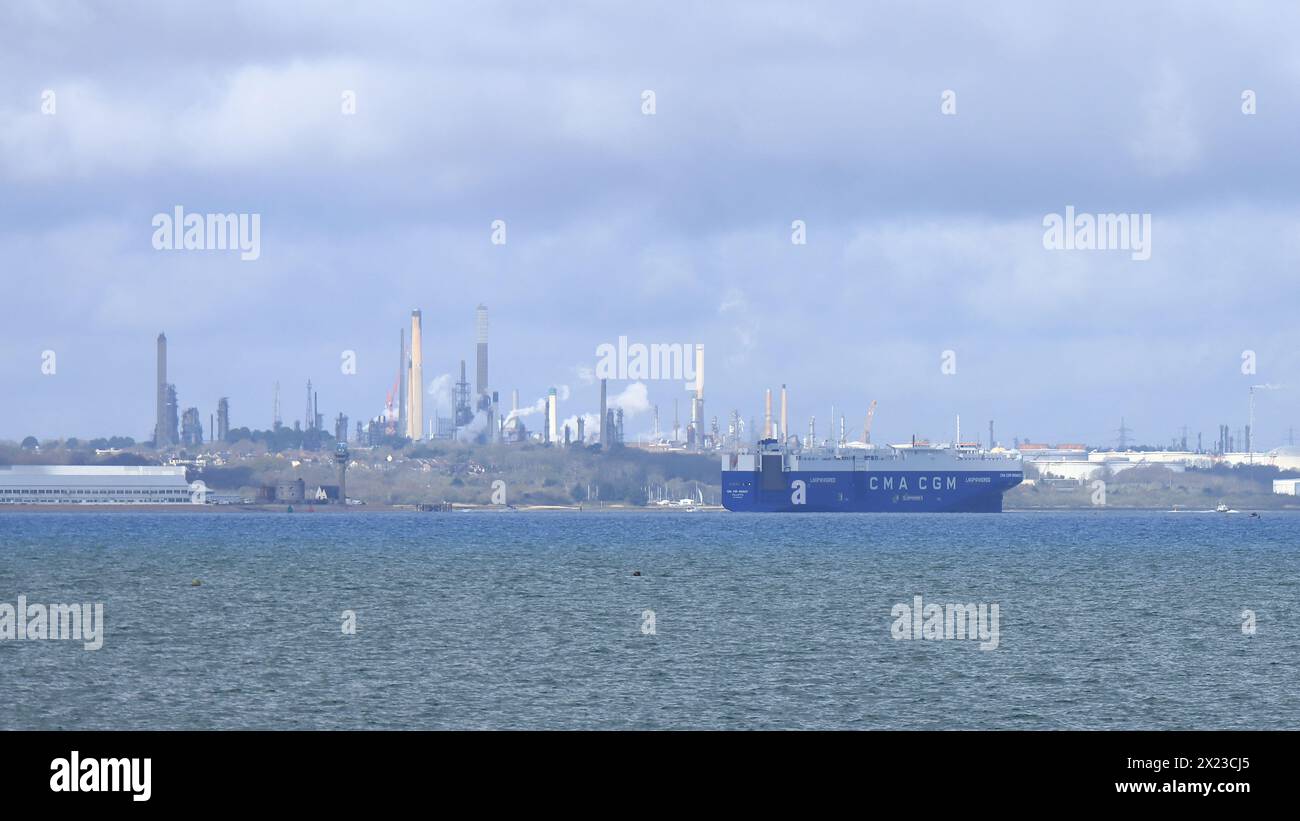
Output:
(719, 288), (758, 366)
(497, 383), (652, 441)
(504, 385), (572, 423)
(462, 408), (489, 437)
(505, 395), (548, 423)
(561, 413), (602, 443)
(609, 382), (651, 415)
(426, 373), (453, 408)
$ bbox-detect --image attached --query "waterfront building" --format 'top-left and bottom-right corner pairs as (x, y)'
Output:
(0, 465), (205, 505)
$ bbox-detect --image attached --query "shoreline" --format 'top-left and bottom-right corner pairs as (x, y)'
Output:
(0, 503), (728, 514)
(0, 504), (1294, 514)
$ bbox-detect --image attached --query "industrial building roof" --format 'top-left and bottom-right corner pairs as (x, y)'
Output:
(0, 465), (190, 487)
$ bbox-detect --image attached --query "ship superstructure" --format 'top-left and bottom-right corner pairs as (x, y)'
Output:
(721, 439), (1023, 512)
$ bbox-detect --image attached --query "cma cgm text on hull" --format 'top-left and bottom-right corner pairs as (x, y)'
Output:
(721, 439), (1023, 512)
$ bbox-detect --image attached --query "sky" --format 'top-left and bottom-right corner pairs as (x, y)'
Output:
(1, 1), (1298, 448)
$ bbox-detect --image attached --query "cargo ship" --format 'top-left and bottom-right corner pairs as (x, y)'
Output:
(721, 439), (1023, 512)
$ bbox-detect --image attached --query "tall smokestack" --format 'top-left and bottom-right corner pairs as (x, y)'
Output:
(407, 310), (424, 440)
(397, 328), (406, 436)
(491, 391), (500, 443)
(217, 397), (229, 442)
(695, 344), (704, 403)
(780, 384), (788, 443)
(599, 379), (608, 446)
(693, 344), (704, 447)
(154, 333), (170, 446)
(547, 387), (558, 444)
(476, 304), (489, 399)
(764, 389), (773, 439)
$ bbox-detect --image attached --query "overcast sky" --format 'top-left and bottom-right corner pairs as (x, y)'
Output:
(2, 1), (1298, 448)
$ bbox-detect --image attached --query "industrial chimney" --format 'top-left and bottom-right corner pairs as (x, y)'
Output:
(599, 379), (608, 446)
(397, 328), (406, 436)
(407, 310), (424, 440)
(764, 389), (773, 439)
(780, 384), (788, 444)
(476, 304), (489, 400)
(693, 344), (705, 448)
(154, 333), (172, 447)
(547, 387), (558, 444)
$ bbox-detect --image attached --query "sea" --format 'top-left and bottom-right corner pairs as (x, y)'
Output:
(1, 509), (1297, 730)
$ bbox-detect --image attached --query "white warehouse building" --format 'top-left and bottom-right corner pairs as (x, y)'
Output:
(0, 465), (206, 505)
(1274, 479), (1300, 496)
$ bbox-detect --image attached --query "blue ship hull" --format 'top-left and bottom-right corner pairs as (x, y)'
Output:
(721, 468), (1023, 512)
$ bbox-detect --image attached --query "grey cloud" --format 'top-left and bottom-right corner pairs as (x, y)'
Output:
(1, 1), (1298, 446)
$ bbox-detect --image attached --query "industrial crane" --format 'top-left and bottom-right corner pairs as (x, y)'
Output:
(861, 400), (878, 444)
(384, 371), (402, 435)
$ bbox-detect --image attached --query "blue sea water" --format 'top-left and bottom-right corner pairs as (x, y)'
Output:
(0, 509), (1297, 730)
